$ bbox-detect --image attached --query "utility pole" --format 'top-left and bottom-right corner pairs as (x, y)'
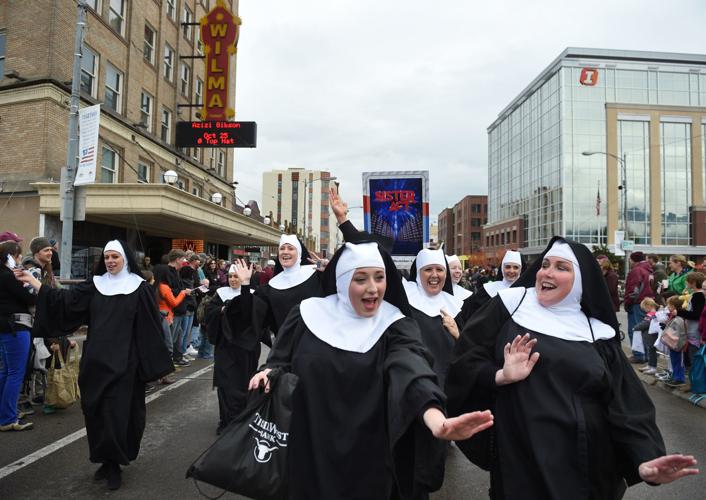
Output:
(59, 1), (87, 279)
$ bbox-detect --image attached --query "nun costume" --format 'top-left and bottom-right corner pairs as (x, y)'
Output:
(204, 263), (259, 432)
(28, 240), (173, 489)
(252, 240), (492, 500)
(446, 237), (674, 500)
(403, 248), (464, 388)
(252, 234), (324, 343)
(464, 250), (522, 319)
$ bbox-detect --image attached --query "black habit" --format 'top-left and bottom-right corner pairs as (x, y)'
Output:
(33, 281), (173, 465)
(265, 307), (447, 500)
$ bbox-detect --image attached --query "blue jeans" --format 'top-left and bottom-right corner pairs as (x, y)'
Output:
(0, 330), (31, 425)
(626, 304), (645, 361)
(176, 312), (195, 355)
(669, 349), (685, 382)
(190, 324), (202, 350)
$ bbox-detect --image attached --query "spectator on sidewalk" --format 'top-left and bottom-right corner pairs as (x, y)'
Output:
(624, 251), (654, 364)
(664, 296), (688, 387)
(634, 297), (661, 375)
(166, 250), (190, 366)
(667, 255), (690, 297)
(153, 264), (190, 374)
(597, 255), (620, 312)
(0, 240), (35, 432)
(179, 254), (201, 357)
(260, 260), (275, 286)
(676, 272), (705, 371)
(648, 255), (668, 305)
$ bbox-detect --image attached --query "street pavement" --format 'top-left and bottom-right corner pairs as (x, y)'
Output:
(1, 331), (705, 499)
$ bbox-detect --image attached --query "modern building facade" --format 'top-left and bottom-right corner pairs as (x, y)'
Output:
(0, 0), (278, 275)
(485, 47), (706, 258)
(261, 168), (338, 257)
(437, 195), (487, 265)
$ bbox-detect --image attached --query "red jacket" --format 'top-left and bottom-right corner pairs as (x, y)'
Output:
(624, 261), (654, 307)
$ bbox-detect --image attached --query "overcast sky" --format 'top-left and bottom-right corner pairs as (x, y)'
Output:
(232, 0), (706, 227)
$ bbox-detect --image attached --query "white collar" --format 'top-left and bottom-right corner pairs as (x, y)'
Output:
(402, 279), (462, 318)
(268, 264), (316, 290)
(92, 240), (143, 296)
(452, 283), (472, 301)
(498, 287), (615, 342)
(217, 285), (242, 302)
(483, 279), (513, 298)
(300, 295), (404, 353)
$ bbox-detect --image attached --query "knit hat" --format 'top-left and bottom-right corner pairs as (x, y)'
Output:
(630, 251), (646, 262)
(0, 231), (23, 242)
(30, 236), (52, 255)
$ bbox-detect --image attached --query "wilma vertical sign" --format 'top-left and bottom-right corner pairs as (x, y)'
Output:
(200, 0), (241, 121)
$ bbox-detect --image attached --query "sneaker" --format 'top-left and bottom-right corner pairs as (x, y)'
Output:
(159, 375), (176, 385)
(186, 346), (199, 356)
(643, 367), (657, 375)
(18, 401), (35, 416)
(0, 420), (34, 431)
(42, 405), (56, 415)
(638, 365), (653, 372)
(628, 356), (646, 364)
(183, 354), (195, 362)
(665, 378), (686, 387)
(145, 384), (158, 395)
(655, 371), (671, 381)
(174, 359), (191, 367)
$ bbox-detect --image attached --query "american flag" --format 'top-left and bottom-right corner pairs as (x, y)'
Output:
(595, 183), (601, 216)
(80, 146), (95, 164)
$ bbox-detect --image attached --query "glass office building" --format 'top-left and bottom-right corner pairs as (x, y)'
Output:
(486, 48), (706, 256)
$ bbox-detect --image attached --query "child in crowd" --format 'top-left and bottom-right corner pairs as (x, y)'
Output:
(676, 272), (705, 370)
(634, 297), (660, 375)
(664, 296), (688, 387)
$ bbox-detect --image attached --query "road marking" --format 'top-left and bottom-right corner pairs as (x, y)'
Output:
(0, 364), (213, 480)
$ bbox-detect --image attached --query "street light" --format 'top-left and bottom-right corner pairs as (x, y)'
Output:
(243, 206), (252, 216)
(163, 169), (178, 185)
(211, 192), (223, 204)
(582, 150), (628, 281)
(264, 216), (271, 225)
(279, 224), (286, 232)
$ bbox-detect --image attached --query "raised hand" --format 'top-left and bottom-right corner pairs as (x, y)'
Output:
(496, 333), (540, 385)
(639, 454), (699, 484)
(329, 187), (349, 224)
(233, 258), (253, 285)
(307, 251), (329, 272)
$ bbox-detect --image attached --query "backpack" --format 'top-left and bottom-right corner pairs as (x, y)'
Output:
(196, 293), (215, 325)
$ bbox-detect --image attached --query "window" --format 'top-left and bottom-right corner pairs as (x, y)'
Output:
(80, 45), (98, 97)
(166, 0), (176, 20)
(101, 146), (118, 183)
(143, 24), (156, 64)
(163, 44), (174, 82)
(182, 6), (193, 41)
(85, 0), (101, 11)
(180, 63), (191, 96)
(217, 151), (225, 177)
(176, 179), (186, 191)
(139, 91), (153, 132)
(192, 185), (202, 197)
(195, 25), (204, 54)
(137, 160), (151, 183)
(161, 107), (172, 143)
(195, 77), (203, 106)
(104, 64), (123, 113)
(0, 32), (6, 79)
(192, 146), (200, 162)
(108, 0), (126, 36)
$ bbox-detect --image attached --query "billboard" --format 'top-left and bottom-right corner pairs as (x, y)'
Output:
(362, 171), (429, 257)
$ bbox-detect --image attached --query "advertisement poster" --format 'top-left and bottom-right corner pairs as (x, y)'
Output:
(362, 171), (429, 257)
(74, 104), (101, 186)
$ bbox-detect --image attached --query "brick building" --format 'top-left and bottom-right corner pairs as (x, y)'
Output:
(0, 0), (277, 274)
(437, 195), (487, 266)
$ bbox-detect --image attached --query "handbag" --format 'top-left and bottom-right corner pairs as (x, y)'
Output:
(661, 323), (687, 352)
(631, 331), (645, 354)
(44, 346), (80, 409)
(186, 369), (297, 500)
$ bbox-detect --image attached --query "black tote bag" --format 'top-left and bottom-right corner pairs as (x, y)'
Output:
(187, 369), (298, 500)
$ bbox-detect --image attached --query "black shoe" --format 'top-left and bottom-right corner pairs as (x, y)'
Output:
(93, 463), (110, 481)
(106, 463), (122, 490)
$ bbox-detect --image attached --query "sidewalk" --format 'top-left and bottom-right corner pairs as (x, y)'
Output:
(617, 310), (706, 409)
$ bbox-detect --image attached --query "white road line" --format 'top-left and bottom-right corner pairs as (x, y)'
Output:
(0, 364), (213, 481)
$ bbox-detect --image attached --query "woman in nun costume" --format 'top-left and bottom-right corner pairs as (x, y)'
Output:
(446, 237), (698, 500)
(403, 247), (464, 388)
(447, 254), (473, 322)
(204, 260), (259, 434)
(252, 234), (324, 344)
(249, 239), (494, 500)
(465, 250), (522, 319)
(15, 240), (173, 491)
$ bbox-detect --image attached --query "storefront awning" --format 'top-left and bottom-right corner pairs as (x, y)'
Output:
(35, 183), (281, 246)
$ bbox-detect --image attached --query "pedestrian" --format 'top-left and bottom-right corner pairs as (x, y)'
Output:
(166, 249), (190, 366)
(667, 254), (690, 296)
(676, 271), (705, 371)
(142, 256), (153, 272)
(664, 296), (688, 387)
(403, 248), (463, 389)
(624, 251), (654, 363)
(446, 236), (699, 499)
(248, 240), (494, 500)
(179, 254), (202, 356)
(260, 259), (275, 286)
(0, 240), (35, 431)
(205, 260), (258, 434)
(15, 240), (174, 490)
(153, 264), (189, 382)
(464, 250), (522, 319)
(597, 254), (620, 312)
(633, 297), (662, 376)
(252, 234), (324, 346)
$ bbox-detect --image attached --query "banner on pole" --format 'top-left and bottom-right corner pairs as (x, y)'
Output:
(74, 104), (101, 186)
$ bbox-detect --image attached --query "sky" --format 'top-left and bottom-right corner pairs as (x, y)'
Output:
(231, 0), (706, 227)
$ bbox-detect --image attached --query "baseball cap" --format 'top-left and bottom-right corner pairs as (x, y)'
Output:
(0, 231), (23, 242)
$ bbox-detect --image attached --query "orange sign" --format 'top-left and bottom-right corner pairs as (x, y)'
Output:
(579, 68), (599, 86)
(200, 0), (240, 121)
(172, 239), (205, 253)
